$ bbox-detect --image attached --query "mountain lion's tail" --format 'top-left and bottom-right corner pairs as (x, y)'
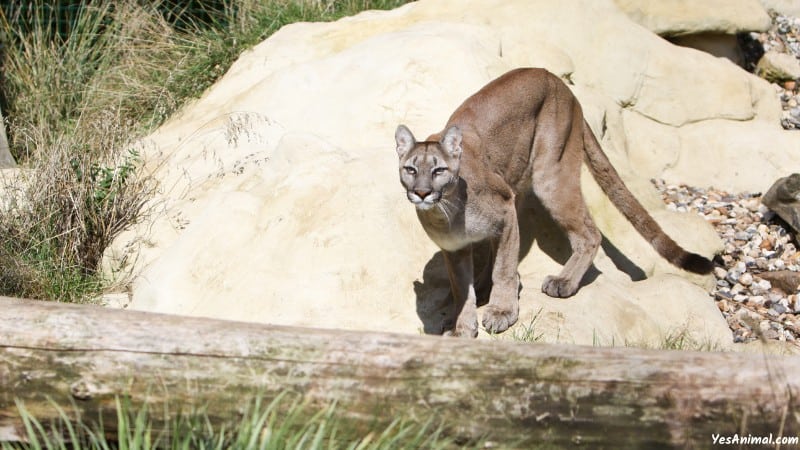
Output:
(581, 121), (714, 274)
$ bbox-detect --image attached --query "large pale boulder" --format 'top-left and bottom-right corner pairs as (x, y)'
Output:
(614, 0), (771, 36)
(106, 0), (800, 348)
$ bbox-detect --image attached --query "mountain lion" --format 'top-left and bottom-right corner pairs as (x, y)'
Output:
(395, 68), (713, 338)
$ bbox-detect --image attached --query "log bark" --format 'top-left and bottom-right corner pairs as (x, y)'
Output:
(1, 296), (800, 448)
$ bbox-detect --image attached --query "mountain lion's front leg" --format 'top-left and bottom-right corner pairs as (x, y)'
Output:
(442, 246), (478, 338)
(482, 202), (520, 333)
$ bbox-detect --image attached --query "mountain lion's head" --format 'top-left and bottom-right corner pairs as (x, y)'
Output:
(395, 124), (462, 211)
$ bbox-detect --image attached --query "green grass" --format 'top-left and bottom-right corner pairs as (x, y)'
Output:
(2, 393), (475, 450)
(0, 0), (411, 303)
(588, 325), (723, 351)
(491, 309), (545, 343)
(500, 310), (722, 351)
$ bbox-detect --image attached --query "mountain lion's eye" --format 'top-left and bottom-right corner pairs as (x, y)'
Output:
(433, 167), (446, 176)
(404, 166), (417, 175)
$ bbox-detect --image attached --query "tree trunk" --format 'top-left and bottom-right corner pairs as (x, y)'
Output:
(1, 296), (799, 448)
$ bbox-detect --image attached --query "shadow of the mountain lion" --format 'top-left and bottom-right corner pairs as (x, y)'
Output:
(414, 192), (646, 334)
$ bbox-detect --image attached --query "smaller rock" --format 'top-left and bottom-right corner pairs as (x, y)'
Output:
(768, 292), (786, 304)
(757, 278), (772, 290)
(739, 272), (754, 286)
(762, 173), (800, 238)
(756, 51), (800, 82)
(758, 270), (800, 294)
(772, 303), (789, 315)
(715, 289), (733, 300)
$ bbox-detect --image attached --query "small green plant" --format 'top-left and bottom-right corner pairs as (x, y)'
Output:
(655, 326), (722, 352)
(491, 308), (545, 343)
(594, 325), (723, 351)
(508, 308), (545, 343)
(71, 148), (140, 206)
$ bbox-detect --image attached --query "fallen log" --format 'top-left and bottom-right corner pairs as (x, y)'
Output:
(1, 296), (799, 447)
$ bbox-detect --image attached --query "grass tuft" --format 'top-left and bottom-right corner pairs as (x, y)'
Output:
(1, 393), (474, 450)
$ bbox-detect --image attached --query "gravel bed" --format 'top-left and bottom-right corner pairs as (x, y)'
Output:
(652, 179), (800, 345)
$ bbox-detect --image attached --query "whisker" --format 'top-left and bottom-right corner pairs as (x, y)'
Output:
(437, 199), (453, 225)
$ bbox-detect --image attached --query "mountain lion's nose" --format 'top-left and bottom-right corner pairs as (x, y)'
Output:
(415, 189), (432, 199)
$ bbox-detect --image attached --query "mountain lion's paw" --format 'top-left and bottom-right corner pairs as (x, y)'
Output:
(541, 275), (578, 298)
(482, 304), (518, 334)
(443, 320), (478, 338)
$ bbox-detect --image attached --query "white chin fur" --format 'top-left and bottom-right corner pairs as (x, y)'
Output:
(414, 201), (436, 211)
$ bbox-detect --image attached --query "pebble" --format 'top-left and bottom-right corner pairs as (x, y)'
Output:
(771, 303), (789, 315)
(739, 272), (754, 286)
(654, 178), (800, 346)
(727, 271), (741, 284)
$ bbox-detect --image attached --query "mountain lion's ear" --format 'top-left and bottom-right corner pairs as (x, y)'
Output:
(441, 125), (462, 158)
(395, 125), (416, 156)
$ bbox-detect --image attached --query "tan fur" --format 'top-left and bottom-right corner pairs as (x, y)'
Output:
(395, 68), (713, 338)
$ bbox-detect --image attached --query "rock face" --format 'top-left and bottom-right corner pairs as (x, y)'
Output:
(106, 0), (800, 348)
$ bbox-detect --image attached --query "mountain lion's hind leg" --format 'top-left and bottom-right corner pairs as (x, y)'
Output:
(533, 116), (601, 298)
(539, 198), (600, 298)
